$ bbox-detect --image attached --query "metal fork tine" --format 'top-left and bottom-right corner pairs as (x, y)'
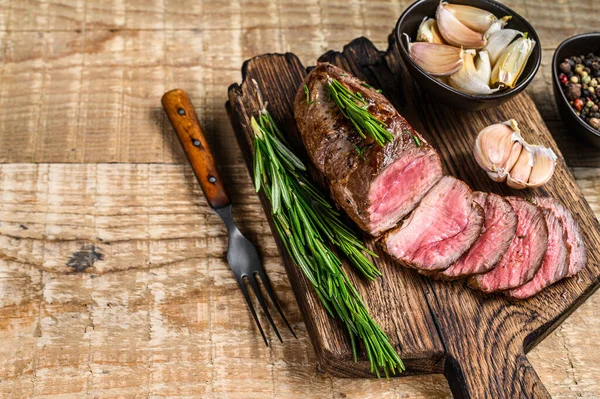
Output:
(248, 273), (283, 343)
(234, 274), (268, 347)
(256, 268), (296, 338)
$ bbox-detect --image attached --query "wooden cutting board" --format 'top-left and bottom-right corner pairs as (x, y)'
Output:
(226, 36), (600, 399)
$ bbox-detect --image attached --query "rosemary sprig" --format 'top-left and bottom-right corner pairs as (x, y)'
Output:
(327, 78), (394, 147)
(251, 102), (404, 377)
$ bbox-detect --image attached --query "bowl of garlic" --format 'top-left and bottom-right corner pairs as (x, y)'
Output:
(395, 0), (541, 110)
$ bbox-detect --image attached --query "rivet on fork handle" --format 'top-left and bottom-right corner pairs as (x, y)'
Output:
(161, 89), (230, 209)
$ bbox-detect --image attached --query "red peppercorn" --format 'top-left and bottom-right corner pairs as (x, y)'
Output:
(574, 98), (584, 111)
(559, 73), (568, 85)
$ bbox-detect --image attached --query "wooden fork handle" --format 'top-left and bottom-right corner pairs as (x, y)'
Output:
(162, 89), (231, 209)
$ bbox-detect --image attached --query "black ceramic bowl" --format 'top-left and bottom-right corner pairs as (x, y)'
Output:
(395, 0), (542, 111)
(552, 33), (600, 148)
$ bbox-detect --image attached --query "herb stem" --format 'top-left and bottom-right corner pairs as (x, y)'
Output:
(251, 101), (404, 377)
(327, 78), (394, 147)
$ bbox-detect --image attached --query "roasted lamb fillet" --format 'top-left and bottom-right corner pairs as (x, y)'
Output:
(469, 197), (548, 293)
(535, 197), (586, 277)
(383, 176), (484, 271)
(439, 192), (518, 280)
(294, 63), (443, 236)
(507, 208), (568, 299)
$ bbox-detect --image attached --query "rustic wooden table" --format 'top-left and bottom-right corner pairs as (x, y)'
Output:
(0, 1), (599, 398)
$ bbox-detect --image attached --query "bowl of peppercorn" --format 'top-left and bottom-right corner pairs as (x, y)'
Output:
(553, 33), (600, 148)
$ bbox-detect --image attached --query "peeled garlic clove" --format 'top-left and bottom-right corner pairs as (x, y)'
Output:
(436, 2), (487, 49)
(485, 15), (512, 37)
(444, 3), (497, 33)
(474, 120), (523, 180)
(491, 35), (535, 88)
(406, 36), (464, 77)
(527, 146), (557, 187)
(506, 147), (533, 189)
(417, 17), (446, 44)
(484, 28), (522, 66)
(448, 50), (499, 95)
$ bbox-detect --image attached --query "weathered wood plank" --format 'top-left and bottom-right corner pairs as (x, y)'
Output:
(0, 0), (599, 166)
(0, 163), (599, 398)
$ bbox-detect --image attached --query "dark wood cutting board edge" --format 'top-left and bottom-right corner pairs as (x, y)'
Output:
(226, 35), (600, 399)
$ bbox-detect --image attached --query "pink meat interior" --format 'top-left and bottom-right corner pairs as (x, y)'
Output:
(385, 176), (482, 270)
(367, 151), (442, 234)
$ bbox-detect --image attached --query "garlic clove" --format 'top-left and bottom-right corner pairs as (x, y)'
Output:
(417, 17), (446, 44)
(406, 35), (464, 77)
(527, 146), (557, 187)
(491, 35), (535, 88)
(485, 15), (512, 37)
(436, 2), (487, 49)
(506, 146), (533, 189)
(474, 50), (492, 84)
(484, 28), (522, 67)
(503, 140), (523, 178)
(444, 3), (497, 33)
(473, 119), (514, 181)
(448, 50), (499, 95)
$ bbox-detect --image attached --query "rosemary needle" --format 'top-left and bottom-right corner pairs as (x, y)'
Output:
(327, 78), (394, 147)
(251, 103), (404, 377)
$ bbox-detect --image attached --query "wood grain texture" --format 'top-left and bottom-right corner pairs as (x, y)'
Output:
(0, 0), (599, 398)
(227, 37), (600, 398)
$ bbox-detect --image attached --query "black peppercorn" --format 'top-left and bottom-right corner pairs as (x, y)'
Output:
(565, 83), (581, 100)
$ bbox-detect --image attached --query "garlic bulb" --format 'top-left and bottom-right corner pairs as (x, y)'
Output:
(444, 3), (497, 33)
(436, 2), (487, 49)
(406, 35), (464, 77)
(474, 119), (557, 189)
(484, 28), (523, 67)
(448, 50), (499, 95)
(417, 17), (445, 44)
(491, 36), (536, 88)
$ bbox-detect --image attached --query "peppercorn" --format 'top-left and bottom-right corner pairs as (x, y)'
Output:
(565, 83), (581, 100)
(596, 86), (600, 97)
(571, 76), (579, 84)
(559, 73), (568, 84)
(574, 98), (584, 111)
(559, 61), (571, 73)
(590, 118), (600, 130)
(591, 79), (599, 87)
(575, 64), (584, 74)
(587, 100), (595, 108)
(593, 104), (599, 112)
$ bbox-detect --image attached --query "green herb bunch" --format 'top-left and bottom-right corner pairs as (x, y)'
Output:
(251, 100), (404, 377)
(327, 78), (394, 147)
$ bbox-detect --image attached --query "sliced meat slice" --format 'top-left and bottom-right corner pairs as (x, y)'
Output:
(439, 192), (518, 280)
(535, 197), (586, 277)
(294, 63), (443, 236)
(507, 208), (568, 299)
(383, 176), (484, 271)
(469, 197), (548, 293)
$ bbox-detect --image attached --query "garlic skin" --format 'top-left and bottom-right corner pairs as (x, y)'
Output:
(448, 50), (499, 95)
(491, 36), (536, 88)
(417, 18), (445, 44)
(444, 3), (497, 33)
(406, 35), (464, 77)
(436, 2), (487, 49)
(485, 15), (512, 37)
(474, 119), (557, 189)
(484, 29), (522, 67)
